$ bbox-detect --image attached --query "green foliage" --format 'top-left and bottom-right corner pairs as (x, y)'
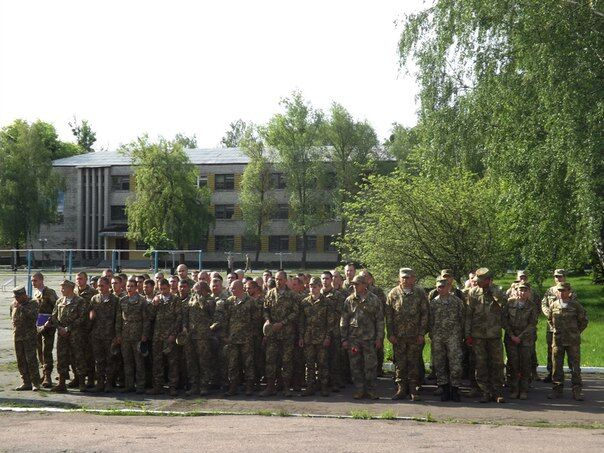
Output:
(124, 135), (213, 250)
(68, 116), (96, 152)
(221, 119), (251, 147)
(173, 133), (198, 149)
(350, 410), (373, 420)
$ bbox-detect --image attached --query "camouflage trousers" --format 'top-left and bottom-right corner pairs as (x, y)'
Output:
(432, 336), (463, 387)
(473, 337), (504, 398)
(15, 337), (40, 386)
(265, 337), (295, 386)
(253, 335), (265, 384)
(348, 339), (377, 392)
(152, 339), (178, 389)
(176, 344), (188, 389)
(121, 340), (145, 389)
(84, 330), (94, 379)
(292, 341), (305, 389)
(304, 344), (329, 387)
(393, 337), (421, 390)
(92, 337), (116, 386)
(212, 338), (228, 387)
(546, 330), (554, 375)
(328, 334), (344, 387)
(186, 338), (213, 389)
(552, 341), (582, 389)
(56, 332), (86, 378)
(36, 328), (55, 374)
(227, 342), (254, 385)
(505, 340), (532, 393)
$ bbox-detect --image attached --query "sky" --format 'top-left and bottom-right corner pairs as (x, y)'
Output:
(0, 0), (426, 150)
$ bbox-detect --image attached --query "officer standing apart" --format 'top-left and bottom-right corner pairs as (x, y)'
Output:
(11, 286), (41, 391)
(31, 272), (57, 388)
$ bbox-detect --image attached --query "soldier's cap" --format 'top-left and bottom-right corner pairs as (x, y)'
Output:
(175, 331), (188, 345)
(474, 268), (492, 280)
(440, 269), (453, 277)
(262, 320), (273, 337)
(60, 279), (76, 288)
(399, 267), (415, 277)
(351, 275), (367, 285)
(110, 343), (121, 356)
(436, 278), (448, 287)
(309, 276), (321, 286)
(90, 276), (99, 282)
(554, 269), (566, 277)
(517, 282), (530, 290)
(517, 270), (527, 278)
(12, 286), (26, 297)
(137, 341), (149, 357)
(556, 282), (571, 291)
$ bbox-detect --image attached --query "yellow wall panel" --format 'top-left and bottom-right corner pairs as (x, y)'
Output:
(260, 235), (268, 253)
(207, 236), (216, 253)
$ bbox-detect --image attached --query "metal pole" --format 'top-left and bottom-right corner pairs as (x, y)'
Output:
(198, 250), (203, 270)
(62, 250), (66, 277)
(12, 249), (16, 287)
(68, 250), (73, 280)
(26, 250), (32, 296)
(279, 252), (283, 269)
(111, 250), (116, 273)
(118, 250), (121, 272)
(153, 251), (159, 274)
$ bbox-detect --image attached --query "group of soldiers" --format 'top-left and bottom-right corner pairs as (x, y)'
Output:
(9, 263), (588, 403)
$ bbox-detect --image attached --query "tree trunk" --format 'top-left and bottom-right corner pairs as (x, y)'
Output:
(301, 232), (307, 269)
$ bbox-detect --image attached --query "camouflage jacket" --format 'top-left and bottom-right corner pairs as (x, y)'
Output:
(341, 279), (354, 296)
(10, 297), (38, 341)
(116, 294), (149, 341)
(209, 292), (230, 340)
(264, 287), (300, 340)
(250, 295), (265, 338)
(76, 285), (98, 305)
(299, 293), (334, 345)
(214, 294), (256, 344)
(465, 285), (507, 339)
(321, 288), (345, 337)
(545, 298), (588, 346)
(147, 294), (182, 341)
(340, 291), (384, 343)
(183, 294), (215, 340)
(89, 293), (119, 340)
(33, 286), (58, 315)
(541, 286), (577, 332)
(51, 295), (88, 333)
(428, 294), (465, 341)
(385, 285), (429, 338)
(502, 298), (538, 345)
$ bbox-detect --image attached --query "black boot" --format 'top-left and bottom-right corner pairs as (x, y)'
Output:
(440, 384), (451, 402)
(450, 386), (460, 402)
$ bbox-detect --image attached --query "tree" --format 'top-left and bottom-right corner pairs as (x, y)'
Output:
(398, 0), (604, 283)
(238, 126), (276, 263)
(124, 135), (213, 263)
(0, 120), (67, 254)
(69, 116), (97, 152)
(321, 103), (379, 255)
(221, 119), (251, 147)
(264, 92), (326, 267)
(341, 170), (509, 286)
(174, 133), (198, 149)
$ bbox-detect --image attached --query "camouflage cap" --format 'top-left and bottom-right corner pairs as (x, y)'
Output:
(554, 269), (566, 277)
(12, 286), (26, 297)
(262, 320), (273, 337)
(60, 279), (76, 288)
(517, 270), (527, 278)
(436, 278), (448, 287)
(399, 267), (415, 277)
(474, 267), (492, 280)
(440, 269), (453, 277)
(351, 275), (367, 285)
(555, 282), (571, 291)
(309, 276), (321, 286)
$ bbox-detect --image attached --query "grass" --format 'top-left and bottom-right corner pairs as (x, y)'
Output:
(378, 410), (396, 420)
(349, 409), (373, 420)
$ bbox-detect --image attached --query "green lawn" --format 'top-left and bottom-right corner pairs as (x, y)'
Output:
(384, 275), (604, 367)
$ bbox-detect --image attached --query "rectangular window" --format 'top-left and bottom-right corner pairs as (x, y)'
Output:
(242, 236), (258, 252)
(111, 175), (130, 191)
(55, 191), (65, 223)
(215, 174), (235, 190)
(271, 204), (289, 220)
(214, 204), (235, 219)
(110, 205), (127, 223)
(269, 235), (290, 252)
(197, 176), (208, 188)
(296, 235), (316, 252)
(324, 235), (338, 252)
(215, 235), (234, 251)
(270, 172), (286, 189)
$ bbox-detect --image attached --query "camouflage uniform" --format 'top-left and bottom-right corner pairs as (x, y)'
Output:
(75, 285), (98, 382)
(299, 293), (333, 390)
(52, 295), (88, 382)
(340, 291), (384, 393)
(89, 292), (119, 389)
(250, 294), (266, 385)
(385, 285), (429, 394)
(542, 286), (577, 378)
(428, 294), (464, 388)
(214, 294), (256, 389)
(183, 293), (215, 392)
(177, 294), (191, 389)
(209, 292), (230, 387)
(369, 284), (387, 375)
(147, 294), (182, 392)
(322, 287), (346, 389)
(11, 296), (40, 388)
(502, 297), (538, 396)
(264, 286), (300, 389)
(116, 293), (149, 391)
(33, 286), (58, 377)
(465, 285), (507, 399)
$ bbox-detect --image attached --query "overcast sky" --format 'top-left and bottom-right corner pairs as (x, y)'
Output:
(0, 0), (425, 150)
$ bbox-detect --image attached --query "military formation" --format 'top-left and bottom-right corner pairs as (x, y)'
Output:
(10, 264), (588, 402)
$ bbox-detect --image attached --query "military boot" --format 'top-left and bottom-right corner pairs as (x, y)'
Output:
(15, 382), (32, 391)
(479, 393), (491, 403)
(547, 385), (563, 399)
(282, 382), (292, 397)
(440, 384), (451, 402)
(245, 383), (254, 396)
(572, 386), (584, 401)
(104, 383), (114, 393)
(260, 382), (276, 397)
(508, 384), (519, 399)
(225, 383), (238, 397)
(542, 374), (552, 383)
(450, 386), (461, 402)
(353, 390), (364, 399)
(146, 386), (161, 395)
(433, 386), (443, 396)
(42, 371), (52, 388)
(51, 375), (67, 393)
(67, 376), (79, 388)
(391, 384), (407, 400)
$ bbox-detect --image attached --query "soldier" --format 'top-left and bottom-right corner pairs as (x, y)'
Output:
(502, 282), (538, 400)
(146, 279), (182, 396)
(341, 263), (356, 295)
(541, 269), (575, 383)
(177, 264), (196, 289)
(341, 275), (384, 400)
(89, 276), (119, 393)
(169, 275), (180, 295)
(544, 282), (588, 400)
(261, 270), (300, 397)
(428, 278), (464, 402)
(245, 279), (266, 388)
(115, 278), (149, 394)
(262, 270), (273, 293)
(298, 277), (333, 396)
(111, 275), (127, 299)
(31, 272), (57, 388)
(176, 279), (193, 390)
(212, 280), (256, 396)
(48, 280), (88, 392)
(75, 271), (98, 388)
(386, 268), (429, 401)
(143, 279), (156, 301)
(321, 271), (346, 392)
(11, 286), (41, 391)
(209, 277), (230, 390)
(361, 270), (387, 377)
(183, 282), (214, 396)
(465, 267), (507, 403)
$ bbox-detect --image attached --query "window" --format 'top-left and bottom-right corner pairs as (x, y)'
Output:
(215, 174), (235, 190)
(111, 175), (130, 191)
(269, 235), (290, 252)
(55, 191), (65, 223)
(197, 176), (208, 188)
(324, 235), (338, 252)
(271, 204), (289, 220)
(270, 173), (286, 189)
(296, 235), (316, 252)
(214, 204), (235, 219)
(110, 205), (127, 223)
(242, 236), (258, 252)
(215, 235), (234, 251)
